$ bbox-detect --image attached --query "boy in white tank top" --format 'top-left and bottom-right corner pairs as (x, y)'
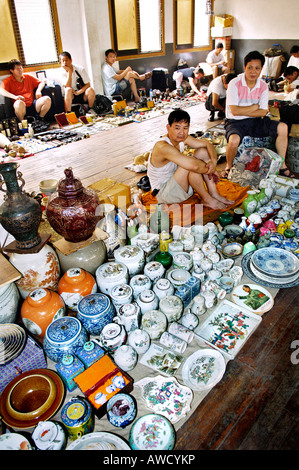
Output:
(147, 109), (234, 210)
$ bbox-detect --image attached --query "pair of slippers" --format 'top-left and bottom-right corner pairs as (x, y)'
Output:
(137, 175), (151, 191)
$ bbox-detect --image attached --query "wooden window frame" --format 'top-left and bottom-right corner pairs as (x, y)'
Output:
(108, 0), (165, 61)
(0, 0), (62, 75)
(173, 0), (213, 54)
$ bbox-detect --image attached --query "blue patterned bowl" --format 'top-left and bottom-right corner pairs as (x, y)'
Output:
(106, 394), (136, 428)
(43, 317), (88, 362)
(77, 293), (115, 335)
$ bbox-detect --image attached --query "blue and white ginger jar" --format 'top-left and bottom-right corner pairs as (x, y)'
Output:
(77, 293), (115, 335)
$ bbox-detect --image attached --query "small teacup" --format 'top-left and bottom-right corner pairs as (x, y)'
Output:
(219, 276), (234, 293)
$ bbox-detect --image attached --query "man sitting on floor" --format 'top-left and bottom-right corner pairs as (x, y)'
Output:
(172, 66), (205, 96)
(60, 51), (95, 112)
(206, 43), (230, 79)
(205, 72), (237, 121)
(102, 49), (152, 103)
(0, 59), (51, 122)
(222, 50), (293, 178)
(147, 109), (234, 210)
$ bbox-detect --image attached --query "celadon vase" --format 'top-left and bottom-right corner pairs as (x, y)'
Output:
(243, 191), (258, 217)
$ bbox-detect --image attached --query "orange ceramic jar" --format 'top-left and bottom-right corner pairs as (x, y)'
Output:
(58, 268), (97, 311)
(21, 288), (65, 339)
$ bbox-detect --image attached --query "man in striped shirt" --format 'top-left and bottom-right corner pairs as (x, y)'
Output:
(223, 50), (293, 178)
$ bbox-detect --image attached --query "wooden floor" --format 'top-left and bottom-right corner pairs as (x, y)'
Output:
(7, 100), (299, 451)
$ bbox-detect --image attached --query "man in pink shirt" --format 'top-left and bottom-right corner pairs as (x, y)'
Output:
(223, 50), (292, 178)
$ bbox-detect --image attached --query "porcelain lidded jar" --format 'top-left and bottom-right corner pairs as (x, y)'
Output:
(58, 268), (97, 311)
(129, 274), (152, 299)
(21, 288), (65, 339)
(9, 244), (60, 299)
(114, 344), (137, 371)
(107, 393), (137, 428)
(136, 289), (159, 315)
(159, 295), (184, 323)
(110, 284), (133, 312)
(114, 245), (145, 276)
(99, 322), (126, 352)
(114, 302), (141, 333)
(0, 282), (20, 324)
(153, 278), (174, 300)
(77, 292), (115, 335)
(127, 328), (151, 354)
(172, 252), (193, 271)
(141, 309), (167, 340)
(96, 261), (129, 295)
(46, 167), (100, 243)
(143, 261), (165, 283)
(43, 316), (89, 362)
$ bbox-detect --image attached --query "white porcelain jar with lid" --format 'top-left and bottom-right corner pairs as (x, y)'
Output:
(143, 261), (165, 283)
(141, 309), (167, 340)
(129, 274), (152, 299)
(114, 245), (145, 276)
(96, 261), (129, 295)
(153, 278), (174, 300)
(136, 289), (159, 315)
(159, 295), (184, 323)
(110, 284), (133, 312)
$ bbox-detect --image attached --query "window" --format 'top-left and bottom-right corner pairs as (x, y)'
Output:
(173, 0), (212, 53)
(0, 0), (61, 72)
(109, 0), (165, 60)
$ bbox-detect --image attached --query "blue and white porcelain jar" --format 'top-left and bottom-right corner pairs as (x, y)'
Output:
(114, 245), (145, 276)
(77, 293), (115, 335)
(107, 393), (137, 428)
(95, 262), (129, 295)
(43, 316), (89, 362)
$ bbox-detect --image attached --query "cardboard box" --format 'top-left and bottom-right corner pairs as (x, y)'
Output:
(224, 49), (235, 70)
(214, 14), (234, 28)
(0, 335), (47, 395)
(89, 177), (131, 210)
(215, 36), (231, 50)
(211, 26), (233, 37)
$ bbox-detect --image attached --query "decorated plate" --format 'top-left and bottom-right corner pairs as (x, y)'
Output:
(0, 433), (33, 450)
(129, 413), (175, 450)
(182, 349), (226, 391)
(250, 262), (299, 284)
(0, 324), (27, 365)
(66, 431), (130, 450)
(231, 283), (274, 315)
(135, 375), (193, 423)
(251, 247), (299, 277)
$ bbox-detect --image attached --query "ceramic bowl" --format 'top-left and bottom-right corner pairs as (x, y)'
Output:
(107, 393), (137, 428)
(221, 242), (243, 258)
(39, 179), (58, 195)
(223, 224), (245, 239)
(167, 268), (191, 288)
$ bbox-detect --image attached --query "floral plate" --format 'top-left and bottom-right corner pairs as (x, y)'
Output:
(181, 349), (226, 391)
(135, 375), (193, 424)
(66, 431), (130, 450)
(231, 283), (274, 315)
(129, 413), (175, 450)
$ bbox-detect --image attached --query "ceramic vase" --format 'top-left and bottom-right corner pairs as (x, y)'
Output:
(127, 328), (151, 354)
(77, 292), (115, 335)
(95, 261), (129, 295)
(114, 302), (141, 333)
(136, 289), (159, 315)
(114, 345), (137, 371)
(110, 284), (133, 312)
(58, 268), (97, 311)
(0, 282), (20, 324)
(21, 287), (66, 339)
(141, 309), (167, 340)
(96, 203), (126, 259)
(9, 244), (60, 299)
(153, 278), (174, 300)
(154, 251), (172, 269)
(129, 274), (152, 299)
(144, 261), (165, 283)
(56, 239), (107, 275)
(107, 394), (137, 428)
(46, 168), (100, 243)
(0, 162), (42, 249)
(114, 245), (145, 276)
(159, 295), (184, 323)
(243, 190), (258, 217)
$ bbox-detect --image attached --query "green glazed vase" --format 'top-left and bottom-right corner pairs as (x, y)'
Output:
(154, 251), (172, 269)
(218, 211), (233, 227)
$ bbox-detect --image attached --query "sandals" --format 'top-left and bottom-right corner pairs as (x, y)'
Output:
(137, 175), (151, 191)
(220, 168), (230, 179)
(279, 167), (296, 178)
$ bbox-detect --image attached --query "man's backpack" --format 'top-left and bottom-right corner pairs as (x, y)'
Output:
(93, 94), (113, 115)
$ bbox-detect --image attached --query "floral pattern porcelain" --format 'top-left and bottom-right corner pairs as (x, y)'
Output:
(153, 278), (174, 300)
(113, 302), (141, 333)
(251, 247), (299, 277)
(32, 420), (67, 450)
(99, 322), (126, 352)
(114, 245), (145, 276)
(135, 375), (193, 424)
(0, 433), (33, 450)
(113, 344), (137, 371)
(110, 284), (133, 312)
(43, 316), (89, 362)
(127, 328), (151, 354)
(141, 309), (167, 340)
(129, 274), (152, 299)
(106, 393), (136, 428)
(182, 348), (226, 391)
(95, 262), (129, 295)
(168, 322), (194, 343)
(77, 293), (115, 335)
(160, 331), (187, 354)
(144, 261), (165, 283)
(9, 244), (60, 299)
(159, 295), (184, 323)
(129, 413), (175, 450)
(136, 289), (159, 315)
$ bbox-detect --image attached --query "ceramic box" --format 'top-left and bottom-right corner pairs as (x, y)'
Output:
(185, 276), (201, 299)
(55, 354), (85, 392)
(175, 285), (192, 308)
(75, 340), (105, 368)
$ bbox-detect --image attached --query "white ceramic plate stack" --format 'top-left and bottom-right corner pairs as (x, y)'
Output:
(249, 248), (299, 285)
(0, 324), (27, 365)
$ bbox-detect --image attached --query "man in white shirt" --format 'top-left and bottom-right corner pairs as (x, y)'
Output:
(287, 45), (299, 69)
(205, 72), (236, 121)
(60, 51), (95, 112)
(206, 43), (230, 79)
(102, 49), (152, 102)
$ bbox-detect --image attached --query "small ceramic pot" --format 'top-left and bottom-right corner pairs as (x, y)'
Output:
(202, 240), (217, 255)
(206, 251), (221, 265)
(191, 265), (206, 282)
(190, 225), (209, 245)
(113, 302), (141, 333)
(153, 278), (174, 300)
(218, 211), (234, 227)
(127, 328), (151, 354)
(58, 268), (97, 311)
(159, 295), (184, 323)
(168, 322), (194, 343)
(112, 374), (126, 389)
(43, 316), (89, 362)
(172, 252), (193, 271)
(21, 288), (65, 339)
(144, 261), (165, 283)
(190, 248), (205, 265)
(207, 269), (222, 282)
(107, 394), (137, 428)
(160, 331), (187, 354)
(219, 276), (234, 293)
(114, 344), (138, 371)
(200, 257), (213, 272)
(110, 284), (133, 312)
(77, 293), (115, 335)
(96, 262), (129, 295)
(99, 322), (126, 352)
(141, 309), (167, 340)
(0, 282), (20, 324)
(201, 290), (217, 309)
(180, 312), (199, 330)
(205, 222), (218, 240)
(129, 274), (152, 299)
(136, 289), (159, 315)
(181, 234), (195, 252)
(167, 268), (191, 288)
(32, 420), (67, 450)
(61, 397), (94, 441)
(114, 245), (145, 276)
(190, 294), (206, 315)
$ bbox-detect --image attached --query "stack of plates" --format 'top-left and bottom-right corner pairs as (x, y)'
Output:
(249, 248), (299, 285)
(0, 324), (27, 365)
(289, 188), (299, 202)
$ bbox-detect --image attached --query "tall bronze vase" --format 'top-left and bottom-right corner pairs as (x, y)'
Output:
(0, 162), (42, 249)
